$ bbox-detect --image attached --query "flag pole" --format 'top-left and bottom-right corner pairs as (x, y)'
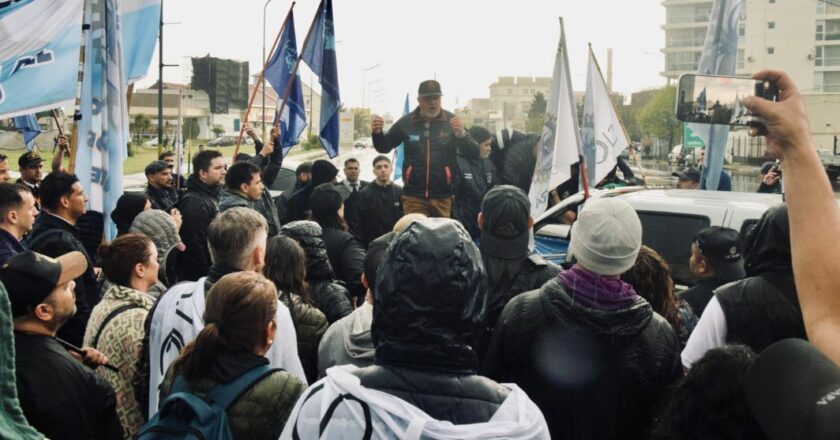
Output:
(234, 1), (296, 158)
(274, 0), (322, 134)
(51, 110), (65, 137)
(587, 44), (631, 154)
(68, 5), (90, 174)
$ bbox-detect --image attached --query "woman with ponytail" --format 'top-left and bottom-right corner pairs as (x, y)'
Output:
(158, 272), (306, 439)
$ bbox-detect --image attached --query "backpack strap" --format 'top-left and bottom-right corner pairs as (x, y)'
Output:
(206, 364), (275, 409)
(92, 303), (143, 348)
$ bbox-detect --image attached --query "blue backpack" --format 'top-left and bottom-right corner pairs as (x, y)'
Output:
(137, 364), (274, 440)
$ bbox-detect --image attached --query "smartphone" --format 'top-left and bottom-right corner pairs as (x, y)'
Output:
(675, 74), (778, 126)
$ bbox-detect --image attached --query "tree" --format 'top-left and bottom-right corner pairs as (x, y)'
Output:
(130, 114), (151, 144)
(211, 125), (225, 139)
(525, 92), (547, 133)
(182, 118), (200, 141)
(637, 86), (682, 148)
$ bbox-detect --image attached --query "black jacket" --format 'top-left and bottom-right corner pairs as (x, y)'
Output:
(321, 226), (366, 300)
(679, 278), (725, 317)
(23, 213), (100, 347)
(0, 227), (23, 265)
(15, 332), (123, 440)
(175, 174), (221, 281)
(280, 293), (328, 384)
(483, 253), (562, 329)
(350, 182), (403, 248)
(280, 221), (353, 323)
(373, 108), (479, 199)
(483, 278), (682, 439)
(145, 184), (179, 213)
(453, 153), (496, 239)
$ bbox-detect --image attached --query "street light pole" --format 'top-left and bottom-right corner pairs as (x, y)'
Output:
(262, 0), (274, 142)
(361, 63), (381, 109)
(157, 0), (164, 155)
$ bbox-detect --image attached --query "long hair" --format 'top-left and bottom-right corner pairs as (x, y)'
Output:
(178, 272), (277, 382)
(264, 236), (312, 322)
(621, 245), (680, 327)
(652, 345), (765, 440)
(99, 233), (154, 287)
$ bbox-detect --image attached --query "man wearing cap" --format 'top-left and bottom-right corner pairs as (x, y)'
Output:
(351, 155), (403, 248)
(144, 160), (179, 212)
(0, 183), (38, 265)
(679, 227), (746, 317)
(483, 198), (681, 439)
(159, 151), (187, 191)
(3, 250), (123, 439)
(17, 151), (43, 207)
(672, 167), (701, 189)
(371, 80), (479, 218)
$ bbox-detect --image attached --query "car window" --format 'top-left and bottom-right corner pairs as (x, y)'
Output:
(270, 167), (298, 192)
(636, 211), (711, 286)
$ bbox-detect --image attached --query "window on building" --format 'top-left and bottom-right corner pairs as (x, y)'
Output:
(737, 49), (745, 69)
(769, 0), (775, 3)
(768, 21), (775, 29)
(825, 45), (840, 65)
(816, 71), (840, 92)
(666, 51), (703, 71)
(767, 47), (775, 55)
(818, 2), (840, 14)
(827, 20), (840, 39)
(818, 22), (826, 40)
(817, 46), (824, 66)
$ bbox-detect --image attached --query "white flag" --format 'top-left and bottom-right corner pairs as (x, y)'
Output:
(581, 47), (630, 187)
(528, 17), (581, 217)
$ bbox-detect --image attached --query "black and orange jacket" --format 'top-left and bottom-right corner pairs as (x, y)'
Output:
(373, 108), (479, 199)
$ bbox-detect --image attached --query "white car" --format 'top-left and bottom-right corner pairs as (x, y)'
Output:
(534, 187), (784, 286)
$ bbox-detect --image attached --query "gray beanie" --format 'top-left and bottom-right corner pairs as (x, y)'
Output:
(568, 198), (642, 276)
(129, 209), (184, 266)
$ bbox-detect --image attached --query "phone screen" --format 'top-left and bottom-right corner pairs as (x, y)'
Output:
(676, 74), (773, 126)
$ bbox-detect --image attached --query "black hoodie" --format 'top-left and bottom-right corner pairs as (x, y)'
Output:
(175, 174), (221, 281)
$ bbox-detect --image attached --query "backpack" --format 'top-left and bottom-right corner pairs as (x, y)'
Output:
(137, 364), (274, 440)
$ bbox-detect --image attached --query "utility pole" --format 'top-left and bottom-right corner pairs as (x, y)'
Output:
(157, 1), (164, 156)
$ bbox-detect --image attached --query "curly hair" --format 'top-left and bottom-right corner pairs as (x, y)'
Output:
(622, 245), (680, 327)
(651, 345), (766, 440)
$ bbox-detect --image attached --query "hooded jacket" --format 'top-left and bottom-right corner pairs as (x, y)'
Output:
(280, 221), (353, 323)
(317, 302), (375, 377)
(130, 209), (183, 288)
(716, 204), (807, 352)
(279, 292), (328, 384)
(453, 152), (497, 239)
(483, 277), (682, 439)
(321, 226), (366, 300)
(283, 161), (338, 223)
(175, 174), (221, 281)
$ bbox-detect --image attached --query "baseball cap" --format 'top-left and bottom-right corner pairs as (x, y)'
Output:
(0, 250), (87, 317)
(418, 80), (442, 98)
(745, 339), (840, 440)
(567, 198), (642, 276)
(480, 185), (531, 259)
(693, 226), (746, 281)
(18, 151), (43, 168)
(672, 167), (701, 182)
(144, 160), (170, 176)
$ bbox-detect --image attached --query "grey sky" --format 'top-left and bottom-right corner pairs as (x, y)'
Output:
(139, 0), (667, 116)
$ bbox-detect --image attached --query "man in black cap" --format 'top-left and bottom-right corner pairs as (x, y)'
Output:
(3, 250), (123, 440)
(283, 159), (338, 223)
(672, 167), (701, 190)
(17, 151), (43, 206)
(679, 226), (746, 317)
(158, 151), (187, 191)
(757, 161), (782, 194)
(371, 79), (479, 218)
(144, 160), (179, 212)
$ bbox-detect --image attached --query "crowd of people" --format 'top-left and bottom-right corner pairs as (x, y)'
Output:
(1, 72), (839, 439)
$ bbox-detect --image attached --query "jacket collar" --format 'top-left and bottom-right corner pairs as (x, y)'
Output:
(186, 174), (221, 198)
(37, 211), (77, 233)
(409, 107), (450, 124)
(0, 228), (23, 251)
(102, 282), (155, 308)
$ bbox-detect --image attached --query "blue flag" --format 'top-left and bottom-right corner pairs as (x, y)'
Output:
(74, 0), (129, 240)
(121, 0), (160, 83)
(393, 94), (409, 181)
(0, 0), (83, 118)
(301, 0), (340, 158)
(265, 11), (306, 156)
(11, 114), (41, 150)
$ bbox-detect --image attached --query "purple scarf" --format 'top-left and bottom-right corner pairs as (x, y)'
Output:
(557, 266), (639, 311)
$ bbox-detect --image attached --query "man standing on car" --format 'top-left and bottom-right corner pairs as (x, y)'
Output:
(371, 80), (479, 218)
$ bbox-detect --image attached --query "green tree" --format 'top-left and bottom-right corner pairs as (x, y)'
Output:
(182, 118), (200, 141)
(525, 92), (547, 133)
(211, 125), (225, 139)
(130, 113), (151, 144)
(637, 86), (682, 148)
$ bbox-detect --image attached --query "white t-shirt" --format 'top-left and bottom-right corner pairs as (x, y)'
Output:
(681, 295), (728, 369)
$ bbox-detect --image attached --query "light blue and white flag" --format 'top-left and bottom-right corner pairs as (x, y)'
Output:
(301, 0), (340, 158)
(74, 0), (129, 240)
(0, 0), (83, 119)
(393, 93), (409, 181)
(121, 0), (160, 83)
(692, 0), (743, 191)
(11, 114), (40, 149)
(528, 18), (580, 217)
(581, 46), (630, 188)
(265, 10), (306, 156)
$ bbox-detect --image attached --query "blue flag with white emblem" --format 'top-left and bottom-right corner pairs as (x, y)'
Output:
(11, 114), (41, 150)
(265, 11), (306, 156)
(393, 94), (409, 181)
(301, 0), (340, 158)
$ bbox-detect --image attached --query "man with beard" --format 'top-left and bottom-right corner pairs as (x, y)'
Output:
(144, 160), (179, 212)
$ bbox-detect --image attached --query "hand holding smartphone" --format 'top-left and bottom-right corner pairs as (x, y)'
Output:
(675, 74), (779, 128)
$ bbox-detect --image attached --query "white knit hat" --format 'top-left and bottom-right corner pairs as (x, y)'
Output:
(567, 198), (642, 276)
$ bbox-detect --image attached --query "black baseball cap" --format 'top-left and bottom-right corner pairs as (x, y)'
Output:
(144, 160), (170, 176)
(0, 250), (87, 317)
(693, 226), (745, 281)
(418, 80), (442, 98)
(746, 339), (840, 440)
(480, 185), (531, 259)
(672, 167), (701, 182)
(18, 151), (43, 168)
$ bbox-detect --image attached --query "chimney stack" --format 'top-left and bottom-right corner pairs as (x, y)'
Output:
(607, 48), (614, 93)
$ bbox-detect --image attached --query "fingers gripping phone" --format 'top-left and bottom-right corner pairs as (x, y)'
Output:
(675, 74), (779, 127)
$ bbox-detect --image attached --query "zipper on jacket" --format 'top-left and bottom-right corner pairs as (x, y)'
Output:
(425, 138), (431, 198)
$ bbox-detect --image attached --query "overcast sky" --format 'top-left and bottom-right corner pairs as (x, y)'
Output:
(139, 0), (667, 115)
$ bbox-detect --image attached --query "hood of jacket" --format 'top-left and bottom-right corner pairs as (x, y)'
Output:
(373, 218), (487, 373)
(542, 277), (654, 340)
(129, 209), (183, 267)
(185, 173), (221, 199)
(218, 189), (252, 211)
(280, 221), (336, 281)
(743, 204), (791, 276)
(344, 303), (374, 360)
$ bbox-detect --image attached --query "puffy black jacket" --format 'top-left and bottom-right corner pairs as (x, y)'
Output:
(321, 226), (366, 300)
(279, 292), (328, 384)
(175, 174), (221, 281)
(280, 221), (353, 323)
(349, 182), (403, 248)
(453, 153), (496, 239)
(483, 278), (682, 439)
(483, 253), (561, 328)
(373, 108), (479, 199)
